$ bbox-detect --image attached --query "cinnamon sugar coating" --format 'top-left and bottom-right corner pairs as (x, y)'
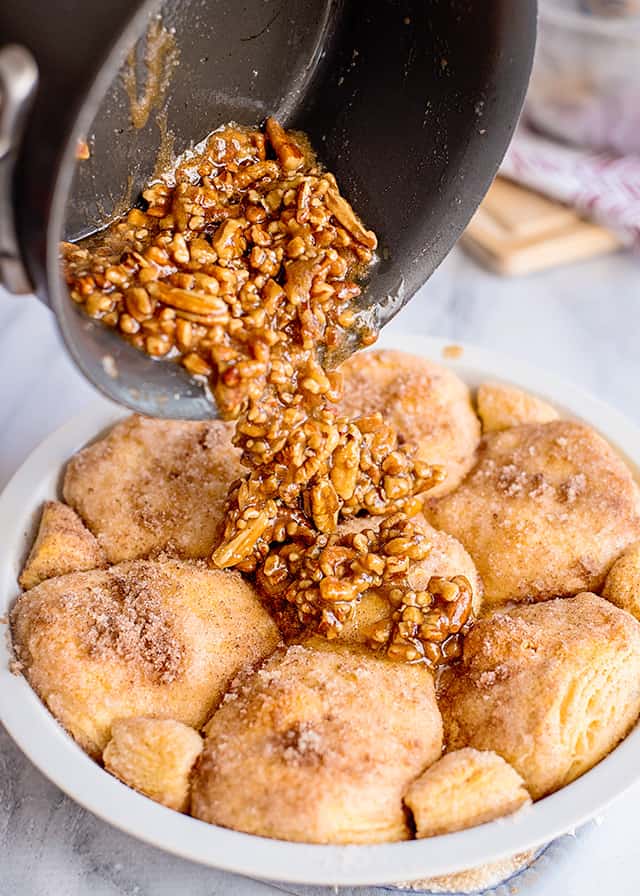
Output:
(425, 421), (640, 606)
(440, 593), (640, 799)
(192, 638), (442, 843)
(63, 416), (244, 562)
(11, 560), (280, 756)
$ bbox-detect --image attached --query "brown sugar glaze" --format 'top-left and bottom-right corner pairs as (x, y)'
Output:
(62, 119), (473, 666)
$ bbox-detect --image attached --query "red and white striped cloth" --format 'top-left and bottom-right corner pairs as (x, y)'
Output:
(500, 125), (640, 248)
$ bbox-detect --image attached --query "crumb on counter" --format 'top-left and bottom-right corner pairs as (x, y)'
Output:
(443, 344), (464, 360)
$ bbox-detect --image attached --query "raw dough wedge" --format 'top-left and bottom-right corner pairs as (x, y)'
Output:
(103, 717), (203, 812)
(404, 748), (530, 838)
(602, 541), (640, 621)
(477, 381), (558, 432)
(19, 501), (107, 590)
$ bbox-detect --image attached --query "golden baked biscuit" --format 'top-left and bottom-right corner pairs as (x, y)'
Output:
(337, 514), (483, 644)
(11, 560), (280, 757)
(103, 717), (203, 812)
(192, 638), (443, 843)
(425, 421), (640, 605)
(63, 415), (244, 562)
(334, 350), (480, 497)
(19, 501), (107, 590)
(477, 381), (559, 433)
(602, 541), (640, 621)
(404, 748), (530, 838)
(440, 593), (640, 799)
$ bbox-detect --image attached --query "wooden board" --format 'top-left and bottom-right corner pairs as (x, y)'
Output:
(460, 177), (622, 276)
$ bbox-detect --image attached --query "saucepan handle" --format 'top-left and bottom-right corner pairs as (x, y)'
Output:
(0, 44), (38, 295)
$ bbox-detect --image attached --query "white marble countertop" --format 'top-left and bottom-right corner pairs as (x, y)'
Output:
(1, 246), (640, 895)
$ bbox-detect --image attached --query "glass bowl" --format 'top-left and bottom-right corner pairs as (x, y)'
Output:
(527, 0), (640, 153)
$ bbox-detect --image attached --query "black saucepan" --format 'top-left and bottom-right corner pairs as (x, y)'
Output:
(0, 0), (537, 418)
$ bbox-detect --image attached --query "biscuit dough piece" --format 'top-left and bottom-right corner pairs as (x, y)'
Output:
(440, 593), (640, 799)
(425, 421), (640, 605)
(192, 638), (443, 844)
(602, 541), (640, 621)
(11, 560), (280, 757)
(63, 415), (244, 562)
(19, 501), (107, 590)
(334, 350), (481, 497)
(404, 748), (530, 838)
(103, 717), (203, 812)
(477, 381), (559, 433)
(336, 514), (483, 644)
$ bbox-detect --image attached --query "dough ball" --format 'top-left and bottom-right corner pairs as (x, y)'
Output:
(440, 593), (640, 798)
(425, 421), (640, 606)
(19, 501), (107, 590)
(477, 381), (559, 433)
(192, 638), (443, 844)
(404, 748), (530, 838)
(11, 560), (280, 756)
(337, 514), (483, 644)
(334, 350), (480, 497)
(63, 415), (244, 562)
(602, 541), (640, 621)
(103, 717), (203, 811)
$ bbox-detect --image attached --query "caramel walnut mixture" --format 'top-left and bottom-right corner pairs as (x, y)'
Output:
(63, 119), (474, 667)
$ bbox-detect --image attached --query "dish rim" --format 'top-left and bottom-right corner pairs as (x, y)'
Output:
(2, 332), (640, 887)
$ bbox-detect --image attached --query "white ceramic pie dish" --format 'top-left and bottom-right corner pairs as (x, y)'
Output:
(2, 332), (640, 888)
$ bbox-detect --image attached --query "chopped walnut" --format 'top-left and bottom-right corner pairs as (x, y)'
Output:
(64, 119), (473, 667)
(213, 411), (444, 571)
(62, 118), (376, 420)
(253, 514), (474, 666)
